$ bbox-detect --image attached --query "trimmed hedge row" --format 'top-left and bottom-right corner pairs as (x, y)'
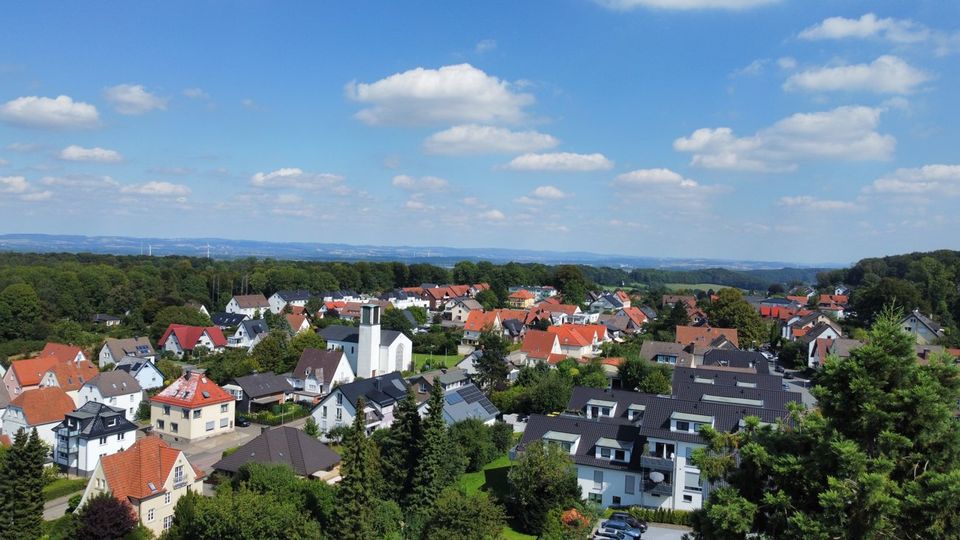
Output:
(628, 506), (693, 526)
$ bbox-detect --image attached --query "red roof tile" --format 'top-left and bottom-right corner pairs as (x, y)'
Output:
(509, 289), (535, 300)
(45, 361), (99, 392)
(464, 310), (500, 332)
(9, 387), (75, 425)
(537, 303), (579, 316)
(521, 330), (561, 360)
(10, 356), (60, 387)
(100, 436), (204, 504)
(285, 313), (308, 332)
(619, 307), (648, 327)
(151, 370), (234, 408)
(158, 324), (227, 350)
(675, 325), (739, 348)
(39, 343), (85, 363)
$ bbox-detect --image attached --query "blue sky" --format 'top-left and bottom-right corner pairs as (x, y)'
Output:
(1, 1), (959, 264)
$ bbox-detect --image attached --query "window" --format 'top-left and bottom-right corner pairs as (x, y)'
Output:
(193, 409), (202, 419)
(205, 421), (215, 432)
(163, 405), (170, 415)
(174, 465), (184, 485)
(182, 408), (189, 419)
(336, 408), (342, 421)
(625, 475), (636, 495)
(163, 516), (173, 530)
(99, 437), (107, 444)
(683, 494), (693, 503)
(157, 420), (165, 430)
(612, 496), (621, 505)
(221, 403), (229, 413)
(165, 492), (172, 505)
(117, 432), (125, 441)
(676, 421), (690, 432)
(171, 422), (179, 433)
(419, 382), (428, 393)
(599, 447), (611, 459)
(321, 406), (328, 418)
(336, 393), (343, 406)
(593, 470), (603, 490)
(588, 493), (602, 503)
(220, 417), (228, 428)
(147, 509), (155, 522)
(684, 472), (702, 492)
(614, 449), (626, 461)
(600, 407), (611, 416)
(684, 447), (695, 459)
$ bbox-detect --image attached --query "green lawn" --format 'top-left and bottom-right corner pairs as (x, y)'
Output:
(43, 477), (87, 501)
(457, 454), (536, 540)
(412, 352), (461, 372)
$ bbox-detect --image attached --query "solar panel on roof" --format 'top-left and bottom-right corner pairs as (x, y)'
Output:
(447, 392), (464, 405)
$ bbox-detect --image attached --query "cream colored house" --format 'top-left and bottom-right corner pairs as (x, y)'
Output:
(150, 370), (235, 442)
(76, 436), (205, 535)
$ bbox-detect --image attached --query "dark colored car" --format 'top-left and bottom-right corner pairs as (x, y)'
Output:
(609, 513), (648, 533)
(784, 372), (794, 379)
(235, 416), (252, 427)
(775, 365), (785, 373)
(600, 520), (642, 539)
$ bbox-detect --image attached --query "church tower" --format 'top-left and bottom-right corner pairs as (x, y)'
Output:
(357, 303), (381, 378)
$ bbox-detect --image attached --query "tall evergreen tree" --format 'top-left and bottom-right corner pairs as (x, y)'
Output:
(379, 386), (422, 505)
(476, 330), (510, 391)
(333, 398), (379, 540)
(0, 429), (46, 540)
(408, 382), (453, 516)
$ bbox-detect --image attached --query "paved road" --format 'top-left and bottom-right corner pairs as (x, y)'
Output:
(43, 493), (74, 521)
(643, 524), (693, 540)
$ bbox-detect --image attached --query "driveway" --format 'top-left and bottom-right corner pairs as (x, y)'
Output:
(644, 524), (692, 540)
(43, 494), (74, 521)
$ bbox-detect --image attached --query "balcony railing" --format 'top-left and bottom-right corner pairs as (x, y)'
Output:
(644, 481), (674, 496)
(641, 454), (674, 470)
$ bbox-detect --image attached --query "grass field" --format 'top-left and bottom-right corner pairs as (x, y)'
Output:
(412, 352), (461, 371)
(665, 282), (738, 292)
(457, 454), (536, 540)
(43, 477), (87, 501)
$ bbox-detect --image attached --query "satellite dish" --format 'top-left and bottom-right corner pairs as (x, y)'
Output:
(649, 471), (665, 483)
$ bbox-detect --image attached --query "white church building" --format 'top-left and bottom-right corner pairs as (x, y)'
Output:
(318, 304), (413, 378)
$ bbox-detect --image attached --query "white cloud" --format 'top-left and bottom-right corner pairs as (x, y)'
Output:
(275, 193), (304, 205)
(0, 175), (30, 193)
(475, 39), (497, 53)
(532, 185), (568, 199)
(120, 181), (191, 197)
(6, 142), (42, 152)
(251, 167), (346, 191)
(501, 152), (613, 172)
(0, 95), (99, 129)
(674, 105), (895, 172)
(777, 57), (797, 70)
(612, 168), (725, 210)
(784, 56), (930, 94)
(183, 88), (210, 99)
(404, 197), (434, 211)
(481, 209), (506, 221)
(391, 174), (449, 192)
(423, 124), (559, 155)
(866, 165), (960, 196)
(40, 174), (119, 189)
(799, 13), (930, 43)
(733, 59), (768, 77)
(104, 84), (167, 115)
(778, 195), (855, 211)
(596, 0), (778, 10)
(58, 145), (123, 162)
(20, 190), (52, 202)
(346, 64), (534, 126)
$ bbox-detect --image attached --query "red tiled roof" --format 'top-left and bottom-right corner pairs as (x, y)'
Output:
(10, 356), (60, 387)
(39, 343), (85, 363)
(619, 306), (648, 327)
(615, 290), (630, 303)
(285, 313), (308, 332)
(0, 434), (11, 447)
(9, 387), (75, 425)
(509, 289), (535, 300)
(537, 303), (579, 316)
(100, 436), (205, 503)
(289, 305), (306, 315)
(675, 325), (739, 348)
(521, 330), (561, 360)
(819, 294), (849, 305)
(548, 324), (607, 348)
(448, 285), (470, 298)
(786, 295), (809, 305)
(151, 370), (234, 408)
(538, 297), (561, 306)
(663, 295), (696, 308)
(158, 324), (227, 350)
(464, 310), (500, 332)
(45, 361), (99, 392)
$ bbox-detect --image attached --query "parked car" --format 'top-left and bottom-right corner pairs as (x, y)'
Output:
(784, 372), (794, 379)
(774, 365), (785, 373)
(600, 520), (642, 539)
(782, 382), (790, 391)
(760, 351), (775, 360)
(609, 513), (648, 532)
(236, 416), (252, 427)
(594, 529), (627, 540)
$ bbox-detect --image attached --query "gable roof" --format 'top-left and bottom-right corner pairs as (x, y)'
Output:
(640, 341), (693, 365)
(212, 426), (340, 477)
(676, 325), (739, 348)
(104, 337), (154, 361)
(239, 319), (269, 339)
(548, 325), (597, 348)
(115, 356), (163, 377)
(85, 370), (142, 397)
(293, 348), (347, 380)
(100, 436), (203, 502)
(509, 289), (535, 300)
(903, 310), (943, 335)
(229, 372), (292, 398)
(151, 370), (234, 408)
(9, 387), (75, 425)
(330, 372), (408, 408)
(435, 383), (499, 424)
(617, 306), (648, 327)
(702, 349), (769, 374)
(45, 361), (100, 392)
(663, 295), (696, 308)
(158, 324), (228, 350)
(211, 312), (248, 327)
(9, 356), (61, 387)
(464, 310), (500, 333)
(519, 414), (642, 472)
(39, 343), (84, 363)
(285, 313), (309, 332)
(231, 294), (270, 309)
(537, 303), (580, 316)
(521, 330), (564, 363)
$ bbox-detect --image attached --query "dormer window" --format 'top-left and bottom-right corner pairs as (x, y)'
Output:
(627, 404), (645, 422)
(595, 437), (632, 462)
(585, 399), (617, 419)
(670, 412), (715, 433)
(543, 431), (580, 453)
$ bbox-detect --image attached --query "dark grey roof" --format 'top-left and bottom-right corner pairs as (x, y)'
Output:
(798, 322), (840, 346)
(86, 370), (142, 397)
(212, 426), (340, 476)
(330, 372), (408, 408)
(400, 310), (418, 327)
(318, 325), (403, 346)
(904, 310), (943, 334)
(104, 337), (154, 360)
(52, 402), (136, 439)
(502, 319), (525, 336)
(639, 305), (658, 320)
(212, 312), (248, 327)
(671, 382), (800, 411)
(230, 372), (293, 398)
(637, 394), (788, 444)
(92, 313), (121, 323)
(274, 290), (313, 302)
(761, 297), (795, 306)
(519, 414), (643, 472)
(440, 383), (499, 424)
(702, 349), (770, 374)
(672, 367), (782, 391)
(240, 319), (270, 339)
(114, 356), (161, 376)
(293, 348), (346, 380)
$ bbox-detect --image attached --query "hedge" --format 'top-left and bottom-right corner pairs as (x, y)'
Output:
(246, 403), (311, 426)
(627, 507), (693, 526)
(43, 478), (88, 501)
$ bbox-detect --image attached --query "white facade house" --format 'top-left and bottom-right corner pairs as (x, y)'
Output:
(1, 387), (77, 450)
(99, 337), (156, 368)
(289, 349), (355, 399)
(158, 325), (227, 358)
(268, 290), (313, 314)
(228, 319), (270, 351)
(318, 304), (413, 378)
(311, 372), (408, 435)
(53, 402), (137, 476)
(801, 324), (841, 368)
(225, 294), (271, 318)
(77, 371), (143, 422)
(114, 357), (166, 391)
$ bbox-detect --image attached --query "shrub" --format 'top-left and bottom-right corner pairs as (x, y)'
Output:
(627, 506), (693, 526)
(66, 493), (83, 514)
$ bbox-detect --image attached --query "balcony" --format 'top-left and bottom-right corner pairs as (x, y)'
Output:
(644, 481), (674, 497)
(641, 454), (674, 470)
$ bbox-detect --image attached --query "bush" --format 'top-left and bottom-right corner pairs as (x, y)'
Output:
(490, 421), (514, 453)
(246, 403), (311, 426)
(627, 506), (693, 526)
(66, 493), (83, 514)
(222, 447), (239, 458)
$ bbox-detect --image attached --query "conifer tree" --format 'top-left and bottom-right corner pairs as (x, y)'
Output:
(0, 429), (46, 540)
(408, 381), (453, 516)
(379, 386), (422, 505)
(333, 398), (379, 540)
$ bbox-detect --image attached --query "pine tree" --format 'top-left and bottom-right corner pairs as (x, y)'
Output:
(333, 398), (378, 540)
(0, 429), (46, 540)
(408, 381), (452, 516)
(379, 386), (421, 505)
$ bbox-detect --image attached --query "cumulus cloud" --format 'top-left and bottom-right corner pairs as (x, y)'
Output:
(481, 209), (506, 221)
(799, 13), (959, 55)
(532, 185), (568, 199)
(596, 0), (778, 10)
(777, 57), (797, 70)
(104, 84), (167, 115)
(58, 145), (123, 162)
(778, 195), (855, 211)
(183, 88), (210, 99)
(784, 56), (930, 94)
(674, 105), (895, 172)
(612, 168), (726, 210)
(346, 64), (534, 126)
(40, 174), (120, 190)
(120, 181), (191, 196)
(423, 124), (559, 155)
(0, 95), (99, 129)
(0, 175), (30, 193)
(251, 167), (347, 192)
(865, 165), (960, 196)
(501, 152), (613, 172)
(391, 174), (449, 192)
